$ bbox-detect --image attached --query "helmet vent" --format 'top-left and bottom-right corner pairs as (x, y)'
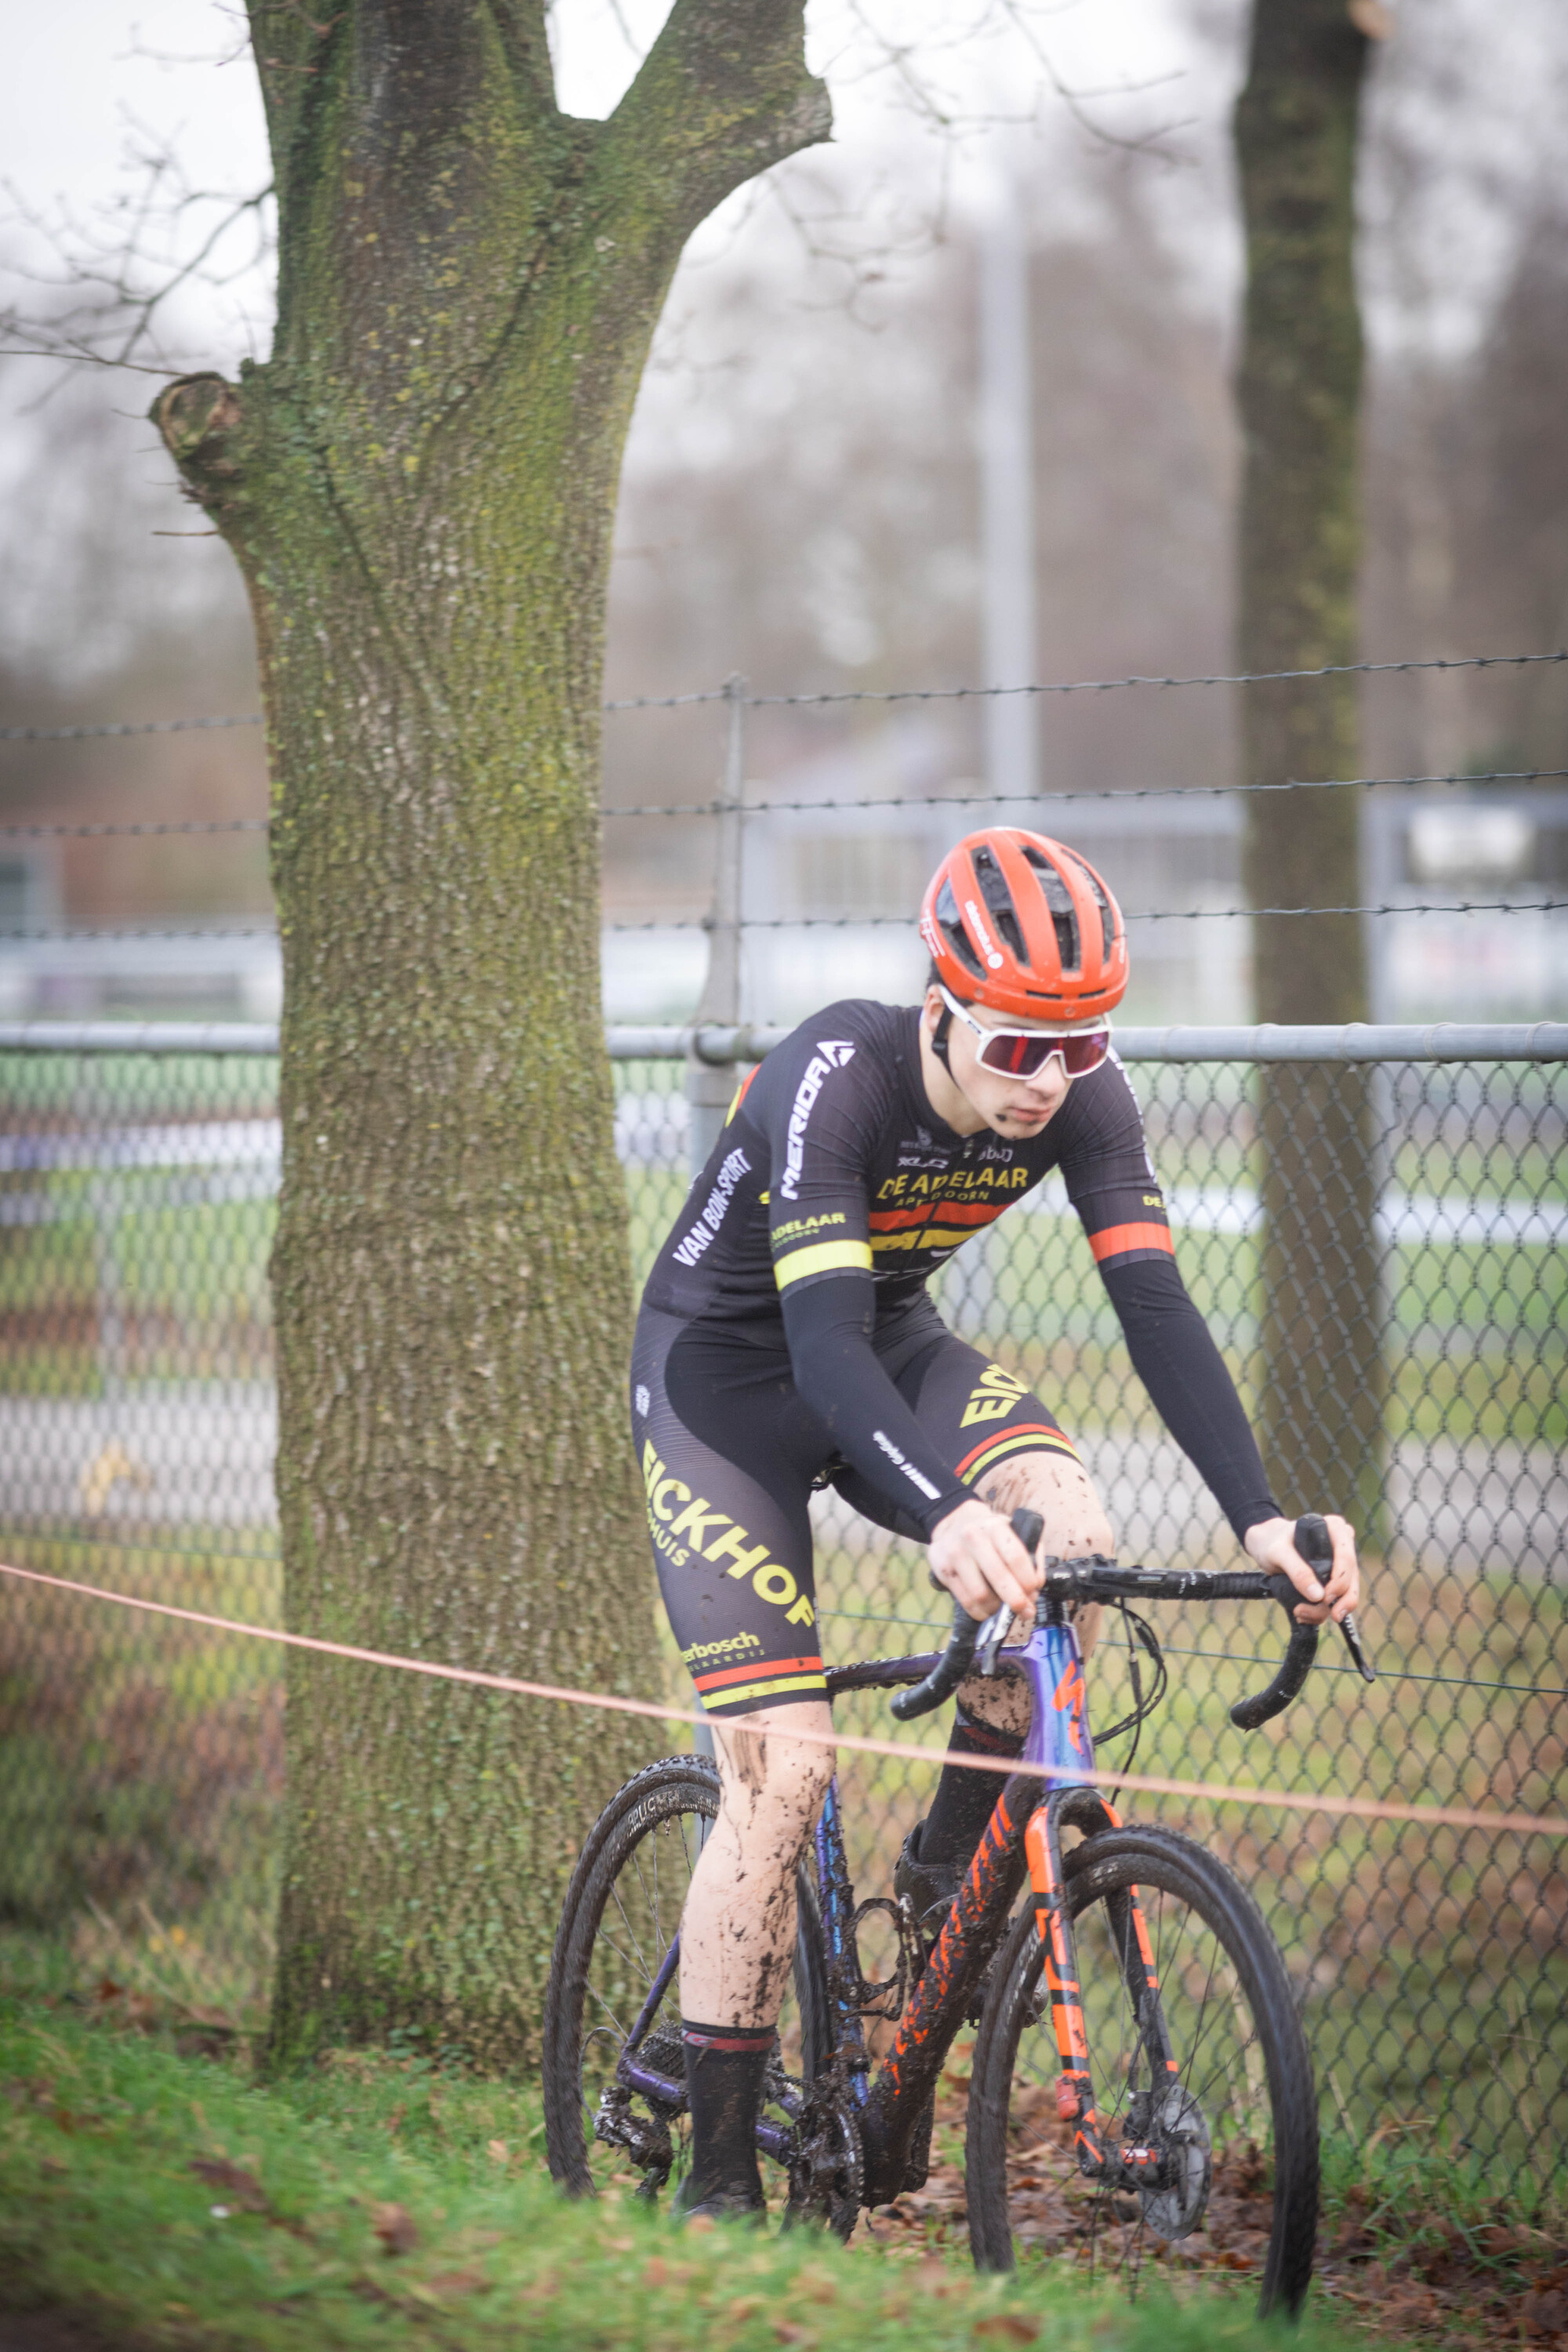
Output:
(1021, 853), (1080, 971)
(935, 877), (983, 976)
(971, 844), (1027, 960)
(1059, 850), (1116, 960)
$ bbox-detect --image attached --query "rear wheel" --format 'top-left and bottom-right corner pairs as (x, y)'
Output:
(966, 1824), (1318, 2314)
(542, 1755), (830, 2205)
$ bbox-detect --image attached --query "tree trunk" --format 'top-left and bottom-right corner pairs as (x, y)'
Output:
(153, 0), (828, 2067)
(1234, 0), (1386, 1539)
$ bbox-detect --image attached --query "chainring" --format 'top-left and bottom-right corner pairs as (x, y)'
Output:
(786, 2087), (864, 2242)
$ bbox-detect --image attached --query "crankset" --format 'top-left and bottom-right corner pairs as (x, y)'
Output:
(786, 2084), (864, 2241)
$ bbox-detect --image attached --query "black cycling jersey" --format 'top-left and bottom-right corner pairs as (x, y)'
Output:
(641, 1000), (1277, 1551)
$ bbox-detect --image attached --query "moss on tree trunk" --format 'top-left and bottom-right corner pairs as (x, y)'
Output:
(153, 0), (829, 2067)
(1234, 0), (1386, 1538)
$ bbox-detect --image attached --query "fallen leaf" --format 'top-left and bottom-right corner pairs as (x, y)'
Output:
(386, 2103), (406, 2135)
(728, 2296), (764, 2321)
(686, 2213), (717, 2234)
(773, 2329), (817, 2348)
(973, 2319), (1040, 2346)
(423, 2269), (485, 2299)
(190, 2158), (269, 2213)
(487, 2139), (510, 2164)
(644, 2257), (670, 2288)
(607, 2234), (634, 2252)
(373, 2202), (419, 2256)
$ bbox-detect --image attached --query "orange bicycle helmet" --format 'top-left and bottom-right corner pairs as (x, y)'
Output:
(919, 828), (1128, 1022)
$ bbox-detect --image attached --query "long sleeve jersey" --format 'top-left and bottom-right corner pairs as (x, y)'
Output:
(642, 1000), (1277, 1543)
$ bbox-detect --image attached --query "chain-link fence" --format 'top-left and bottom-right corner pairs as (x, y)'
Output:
(1, 1033), (1563, 2197)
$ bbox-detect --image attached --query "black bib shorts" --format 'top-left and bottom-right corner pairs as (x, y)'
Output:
(632, 1298), (1080, 1719)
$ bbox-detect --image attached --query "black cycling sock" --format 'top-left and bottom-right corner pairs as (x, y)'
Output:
(918, 1704), (1025, 1870)
(681, 2020), (771, 2207)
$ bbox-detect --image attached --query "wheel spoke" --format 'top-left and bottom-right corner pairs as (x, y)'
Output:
(967, 1831), (1316, 2315)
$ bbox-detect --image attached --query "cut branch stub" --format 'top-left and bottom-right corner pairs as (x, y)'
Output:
(151, 373), (245, 490)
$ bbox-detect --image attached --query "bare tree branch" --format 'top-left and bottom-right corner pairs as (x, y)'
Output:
(604, 0), (830, 230)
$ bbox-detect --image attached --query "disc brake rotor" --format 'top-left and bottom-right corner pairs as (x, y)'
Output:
(1138, 2083), (1212, 2241)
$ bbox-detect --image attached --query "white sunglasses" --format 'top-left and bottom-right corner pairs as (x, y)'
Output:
(936, 985), (1112, 1080)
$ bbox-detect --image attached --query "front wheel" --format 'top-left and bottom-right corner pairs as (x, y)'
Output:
(965, 1824), (1319, 2314)
(541, 1755), (830, 2205)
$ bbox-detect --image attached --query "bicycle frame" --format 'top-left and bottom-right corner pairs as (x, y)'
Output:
(608, 1602), (1171, 2205)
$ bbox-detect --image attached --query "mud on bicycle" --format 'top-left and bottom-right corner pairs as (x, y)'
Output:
(542, 1511), (1375, 2315)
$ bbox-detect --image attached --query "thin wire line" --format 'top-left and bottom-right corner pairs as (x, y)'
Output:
(7, 767), (1564, 839)
(2, 1556), (1563, 1838)
(597, 899), (1567, 932)
(603, 649), (1568, 713)
(4, 648), (1563, 740)
(5, 898), (1559, 941)
(601, 768), (1568, 819)
(1, 714), (263, 743)
(0, 818), (270, 840)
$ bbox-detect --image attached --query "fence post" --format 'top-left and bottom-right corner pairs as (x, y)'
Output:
(685, 674), (747, 1173)
(685, 674), (747, 1769)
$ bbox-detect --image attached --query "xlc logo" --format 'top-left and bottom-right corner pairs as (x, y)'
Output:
(960, 1362), (1029, 1429)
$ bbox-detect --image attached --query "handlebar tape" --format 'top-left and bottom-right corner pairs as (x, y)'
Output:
(1228, 1512), (1330, 1731)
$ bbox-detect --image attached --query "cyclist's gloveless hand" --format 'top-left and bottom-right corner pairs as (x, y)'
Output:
(1243, 1512), (1361, 1626)
(927, 1497), (1044, 1623)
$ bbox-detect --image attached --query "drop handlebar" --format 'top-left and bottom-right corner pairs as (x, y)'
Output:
(891, 1509), (1376, 1729)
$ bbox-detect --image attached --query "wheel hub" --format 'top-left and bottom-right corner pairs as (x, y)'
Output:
(1136, 2083), (1211, 2241)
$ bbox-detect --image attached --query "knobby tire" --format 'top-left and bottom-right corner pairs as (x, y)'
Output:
(965, 1824), (1319, 2316)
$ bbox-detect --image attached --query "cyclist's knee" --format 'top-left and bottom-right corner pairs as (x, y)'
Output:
(713, 1704), (835, 1845)
(979, 1450), (1112, 1560)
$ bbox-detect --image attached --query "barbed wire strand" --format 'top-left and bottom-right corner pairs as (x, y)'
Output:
(3, 900), (1561, 944)
(9, 768), (1565, 840)
(600, 899), (1566, 932)
(604, 649), (1568, 713)
(3, 648), (1563, 743)
(0, 817), (270, 840)
(1, 1557), (1563, 1838)
(604, 767), (1568, 818)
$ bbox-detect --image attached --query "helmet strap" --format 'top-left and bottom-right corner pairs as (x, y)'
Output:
(931, 1002), (954, 1072)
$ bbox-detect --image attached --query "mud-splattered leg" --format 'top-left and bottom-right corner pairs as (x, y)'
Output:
(679, 1699), (836, 2027)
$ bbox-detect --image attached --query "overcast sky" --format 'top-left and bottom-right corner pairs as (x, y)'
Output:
(1, 0), (1210, 376)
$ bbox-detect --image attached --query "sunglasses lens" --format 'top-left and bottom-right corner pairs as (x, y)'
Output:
(975, 1028), (1110, 1077)
(1058, 1030), (1110, 1076)
(978, 1030), (1055, 1076)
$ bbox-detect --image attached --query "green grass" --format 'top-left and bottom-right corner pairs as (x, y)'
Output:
(2, 1511), (1563, 2187)
(0, 1961), (1400, 2352)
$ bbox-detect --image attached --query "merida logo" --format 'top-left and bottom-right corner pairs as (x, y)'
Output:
(779, 1041), (855, 1200)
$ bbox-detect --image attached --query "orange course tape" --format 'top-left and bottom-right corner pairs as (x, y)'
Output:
(2, 1557), (1564, 1842)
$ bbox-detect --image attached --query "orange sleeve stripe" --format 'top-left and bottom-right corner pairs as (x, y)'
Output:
(930, 1200), (1007, 1228)
(955, 1423), (1077, 1482)
(869, 1206), (935, 1232)
(693, 1654), (823, 1692)
(1087, 1221), (1175, 1264)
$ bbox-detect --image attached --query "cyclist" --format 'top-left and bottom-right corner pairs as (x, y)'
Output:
(630, 826), (1361, 2220)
